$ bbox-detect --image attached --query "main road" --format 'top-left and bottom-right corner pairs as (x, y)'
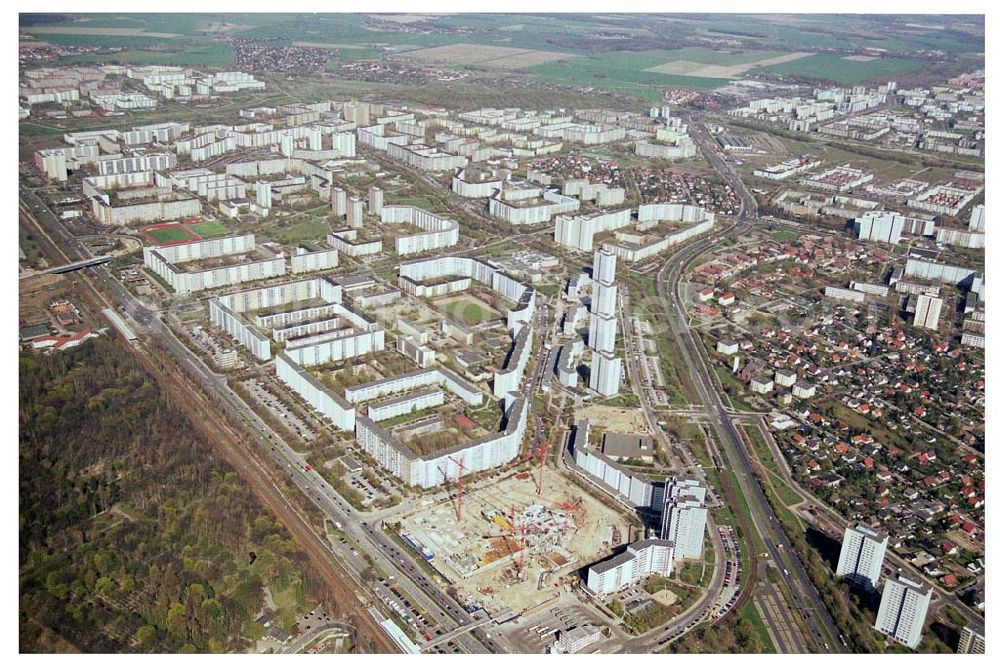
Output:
(647, 124), (846, 652)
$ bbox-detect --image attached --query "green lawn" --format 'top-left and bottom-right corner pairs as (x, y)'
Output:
(741, 603), (777, 653)
(759, 53), (922, 84)
(270, 217), (331, 244)
(528, 50), (731, 98)
(189, 221), (230, 238)
(443, 298), (493, 326)
(146, 225), (197, 244)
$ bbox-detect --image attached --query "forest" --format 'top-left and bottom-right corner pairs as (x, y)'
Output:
(19, 340), (323, 653)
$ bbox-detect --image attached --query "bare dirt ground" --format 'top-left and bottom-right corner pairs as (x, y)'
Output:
(400, 470), (631, 615)
(576, 404), (651, 434)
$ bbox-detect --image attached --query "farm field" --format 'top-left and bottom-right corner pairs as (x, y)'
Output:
(528, 50), (731, 98)
(401, 43), (575, 69)
(758, 53), (923, 84)
(644, 49), (812, 79)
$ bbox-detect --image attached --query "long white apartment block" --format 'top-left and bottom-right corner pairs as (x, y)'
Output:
(570, 420), (662, 508)
(836, 523), (888, 590)
(208, 298), (272, 360)
(344, 367), (483, 406)
(209, 276), (345, 361)
(398, 255), (536, 331)
(271, 317), (342, 343)
(35, 144), (100, 181)
(380, 205), (460, 255)
(488, 184), (580, 225)
(452, 167), (504, 198)
(274, 352), (356, 431)
(282, 309), (385, 367)
(934, 226), (985, 249)
(586, 539), (675, 596)
(601, 204), (715, 263)
(554, 209), (632, 252)
(143, 234), (285, 295)
(494, 325), (533, 399)
(875, 575), (932, 650)
(97, 152), (176, 176)
(356, 391), (526, 488)
(367, 388), (445, 423)
(290, 247), (339, 274)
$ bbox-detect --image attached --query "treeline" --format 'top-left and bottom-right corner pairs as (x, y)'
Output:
(19, 340), (326, 653)
(670, 611), (769, 653)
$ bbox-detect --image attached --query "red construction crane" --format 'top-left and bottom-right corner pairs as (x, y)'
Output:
(536, 438), (548, 496)
(447, 456), (466, 521)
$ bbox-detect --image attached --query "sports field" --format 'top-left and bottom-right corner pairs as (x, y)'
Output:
(143, 223), (198, 245)
(188, 221), (230, 237)
(438, 295), (497, 327)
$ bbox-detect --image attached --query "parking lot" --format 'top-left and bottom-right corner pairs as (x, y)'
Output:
(242, 378), (319, 444)
(500, 603), (607, 654)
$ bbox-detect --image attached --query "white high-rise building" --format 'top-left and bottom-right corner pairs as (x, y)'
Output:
(913, 294), (943, 331)
(257, 182), (272, 209)
(968, 204), (984, 232)
(589, 351), (622, 397)
(593, 248), (617, 284)
(957, 623), (985, 654)
(591, 281), (618, 319)
(332, 187), (347, 217)
(281, 134), (294, 157)
(836, 523), (888, 590)
(586, 538), (675, 596)
(661, 477), (708, 561)
(588, 314), (617, 354)
(369, 185), (384, 216)
(347, 197), (364, 229)
(309, 127), (322, 150)
(875, 574), (932, 650)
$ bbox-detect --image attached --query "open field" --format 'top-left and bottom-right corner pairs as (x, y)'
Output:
(399, 470), (632, 616)
(402, 43), (575, 69)
(292, 41), (381, 50)
(23, 26), (182, 38)
(188, 221), (230, 238)
(575, 404), (650, 434)
(269, 216), (330, 244)
(645, 51), (811, 79)
(759, 53), (923, 84)
(436, 294), (498, 326)
(528, 50), (732, 96)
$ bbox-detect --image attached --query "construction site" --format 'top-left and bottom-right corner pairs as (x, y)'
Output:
(397, 463), (636, 617)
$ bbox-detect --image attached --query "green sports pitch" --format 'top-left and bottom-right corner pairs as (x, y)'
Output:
(145, 225), (197, 244)
(188, 221), (230, 237)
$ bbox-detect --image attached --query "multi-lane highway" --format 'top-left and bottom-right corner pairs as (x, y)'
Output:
(647, 126), (846, 652)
